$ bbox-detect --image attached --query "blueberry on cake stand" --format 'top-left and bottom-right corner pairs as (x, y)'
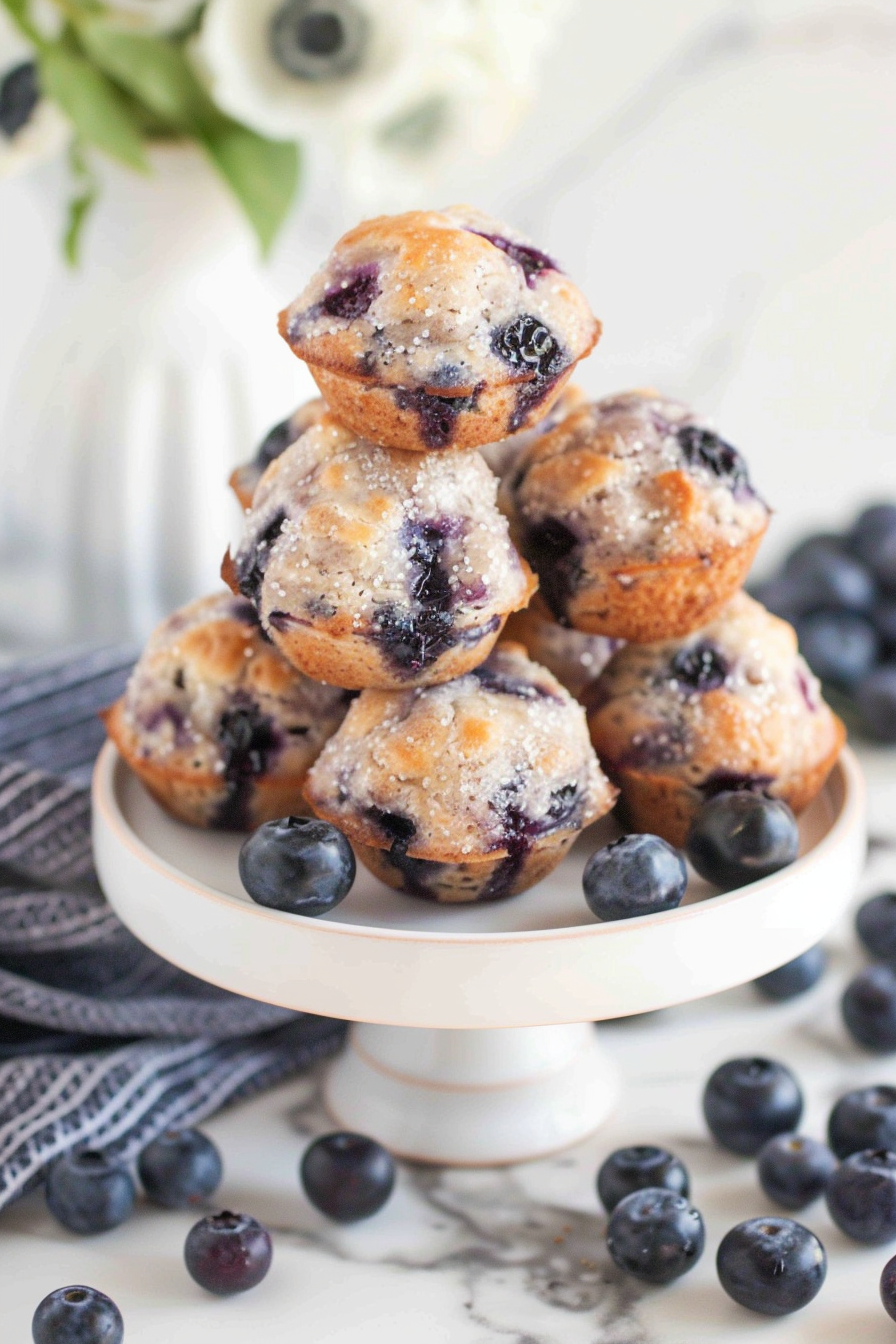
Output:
(93, 743), (864, 1166)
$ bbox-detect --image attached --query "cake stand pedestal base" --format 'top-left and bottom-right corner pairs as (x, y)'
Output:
(323, 1022), (620, 1166)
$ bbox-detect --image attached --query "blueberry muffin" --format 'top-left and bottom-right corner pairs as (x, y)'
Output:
(480, 382), (587, 480)
(278, 206), (600, 454)
(102, 592), (351, 830)
(503, 606), (622, 701)
(585, 593), (845, 847)
(502, 390), (770, 642)
(305, 643), (616, 903)
(229, 397), (327, 511)
(223, 414), (536, 690)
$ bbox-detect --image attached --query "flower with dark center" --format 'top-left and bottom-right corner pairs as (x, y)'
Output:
(0, 62), (39, 139)
(269, 0), (369, 81)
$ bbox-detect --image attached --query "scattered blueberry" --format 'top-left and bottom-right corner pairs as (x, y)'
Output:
(184, 1210), (272, 1294)
(606, 1187), (704, 1284)
(881, 1253), (896, 1322)
(795, 610), (878, 689)
(716, 1217), (826, 1315)
(849, 503), (896, 575)
(0, 62), (39, 140)
(826, 1149), (896, 1244)
(751, 573), (809, 623)
(239, 816), (356, 916)
(842, 964), (896, 1052)
(45, 1149), (136, 1235)
(703, 1057), (803, 1156)
(597, 1146), (689, 1213)
(32, 1285), (123, 1344)
(138, 1128), (223, 1209)
(753, 945), (826, 1000)
(782, 531), (846, 578)
(785, 544), (876, 614)
(872, 599), (896, 652)
(582, 834), (687, 922)
(301, 1132), (395, 1223)
(828, 1085), (896, 1159)
(856, 664), (896, 742)
(756, 1134), (837, 1210)
(686, 791), (799, 890)
(857, 892), (896, 964)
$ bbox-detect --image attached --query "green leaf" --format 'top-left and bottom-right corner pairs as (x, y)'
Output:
(0, 0), (42, 45)
(39, 42), (148, 170)
(201, 121), (299, 256)
(62, 140), (98, 266)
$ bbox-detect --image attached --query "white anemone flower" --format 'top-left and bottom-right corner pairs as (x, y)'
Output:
(192, 0), (462, 142)
(99, 0), (203, 35)
(0, 11), (68, 179)
(450, 0), (573, 92)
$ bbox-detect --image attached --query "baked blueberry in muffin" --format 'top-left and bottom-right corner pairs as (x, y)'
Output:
(305, 642), (616, 902)
(278, 206), (600, 454)
(223, 413), (536, 690)
(103, 592), (351, 830)
(229, 396), (326, 511)
(585, 593), (845, 847)
(502, 606), (622, 701)
(501, 390), (770, 641)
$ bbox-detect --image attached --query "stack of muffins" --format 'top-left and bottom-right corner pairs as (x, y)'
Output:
(105, 206), (844, 902)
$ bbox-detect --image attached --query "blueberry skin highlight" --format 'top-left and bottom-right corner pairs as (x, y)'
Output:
(856, 892), (896, 964)
(826, 1150), (896, 1244)
(686, 791), (799, 890)
(45, 1150), (136, 1236)
(184, 1210), (272, 1294)
(716, 1218), (826, 1316)
(881, 1253), (896, 1322)
(756, 1134), (837, 1210)
(301, 1132), (395, 1223)
(138, 1128), (223, 1209)
(597, 1146), (689, 1213)
(795, 610), (879, 690)
(828, 1085), (896, 1159)
(753, 945), (826, 1000)
(606, 1187), (705, 1285)
(842, 964), (896, 1052)
(582, 834), (687, 922)
(239, 816), (356, 916)
(702, 1057), (803, 1156)
(32, 1285), (123, 1344)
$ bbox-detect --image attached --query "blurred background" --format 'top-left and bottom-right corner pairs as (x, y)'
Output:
(0, 0), (894, 654)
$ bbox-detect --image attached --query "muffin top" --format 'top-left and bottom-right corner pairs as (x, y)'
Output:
(113, 591), (349, 778)
(502, 389), (770, 621)
(230, 396), (327, 509)
(305, 642), (616, 862)
(587, 593), (843, 790)
(229, 413), (535, 678)
(278, 206), (599, 396)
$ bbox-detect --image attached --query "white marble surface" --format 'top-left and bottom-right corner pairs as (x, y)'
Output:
(0, 746), (894, 1342)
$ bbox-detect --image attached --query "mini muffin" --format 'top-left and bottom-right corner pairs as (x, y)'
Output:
(305, 643), (616, 903)
(278, 206), (600, 454)
(223, 414), (536, 690)
(585, 592), (845, 847)
(103, 592), (351, 831)
(503, 606), (623, 701)
(502, 389), (770, 641)
(229, 397), (327, 510)
(480, 382), (588, 480)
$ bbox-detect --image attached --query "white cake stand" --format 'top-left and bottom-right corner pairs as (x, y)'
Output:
(92, 743), (865, 1166)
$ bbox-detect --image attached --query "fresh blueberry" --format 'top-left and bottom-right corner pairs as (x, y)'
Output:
(868, 529), (896, 594)
(795, 610), (878, 689)
(491, 315), (563, 377)
(856, 664), (896, 743)
(753, 945), (826, 1000)
(756, 1134), (837, 1210)
(857, 892), (896, 964)
(881, 1253), (896, 1322)
(239, 816), (356, 916)
(716, 1217), (826, 1315)
(751, 574), (810, 623)
(32, 1285), (123, 1344)
(826, 1149), (896, 1244)
(300, 1132), (395, 1223)
(872, 598), (896, 652)
(582, 834), (687, 922)
(269, 0), (368, 81)
(184, 1210), (272, 1294)
(842, 964), (896, 1052)
(784, 542), (876, 614)
(849, 503), (896, 573)
(828, 1085), (896, 1159)
(0, 62), (39, 139)
(45, 1149), (136, 1235)
(686, 792), (799, 890)
(606, 1187), (705, 1285)
(782, 531), (846, 576)
(703, 1057), (803, 1156)
(597, 1146), (689, 1213)
(138, 1128), (223, 1209)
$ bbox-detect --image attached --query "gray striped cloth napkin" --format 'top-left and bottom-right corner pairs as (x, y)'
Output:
(0, 646), (346, 1209)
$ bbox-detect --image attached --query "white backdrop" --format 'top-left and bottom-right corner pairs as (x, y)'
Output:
(1, 0), (895, 650)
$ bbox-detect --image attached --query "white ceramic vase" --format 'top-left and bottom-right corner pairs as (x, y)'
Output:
(0, 146), (317, 650)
